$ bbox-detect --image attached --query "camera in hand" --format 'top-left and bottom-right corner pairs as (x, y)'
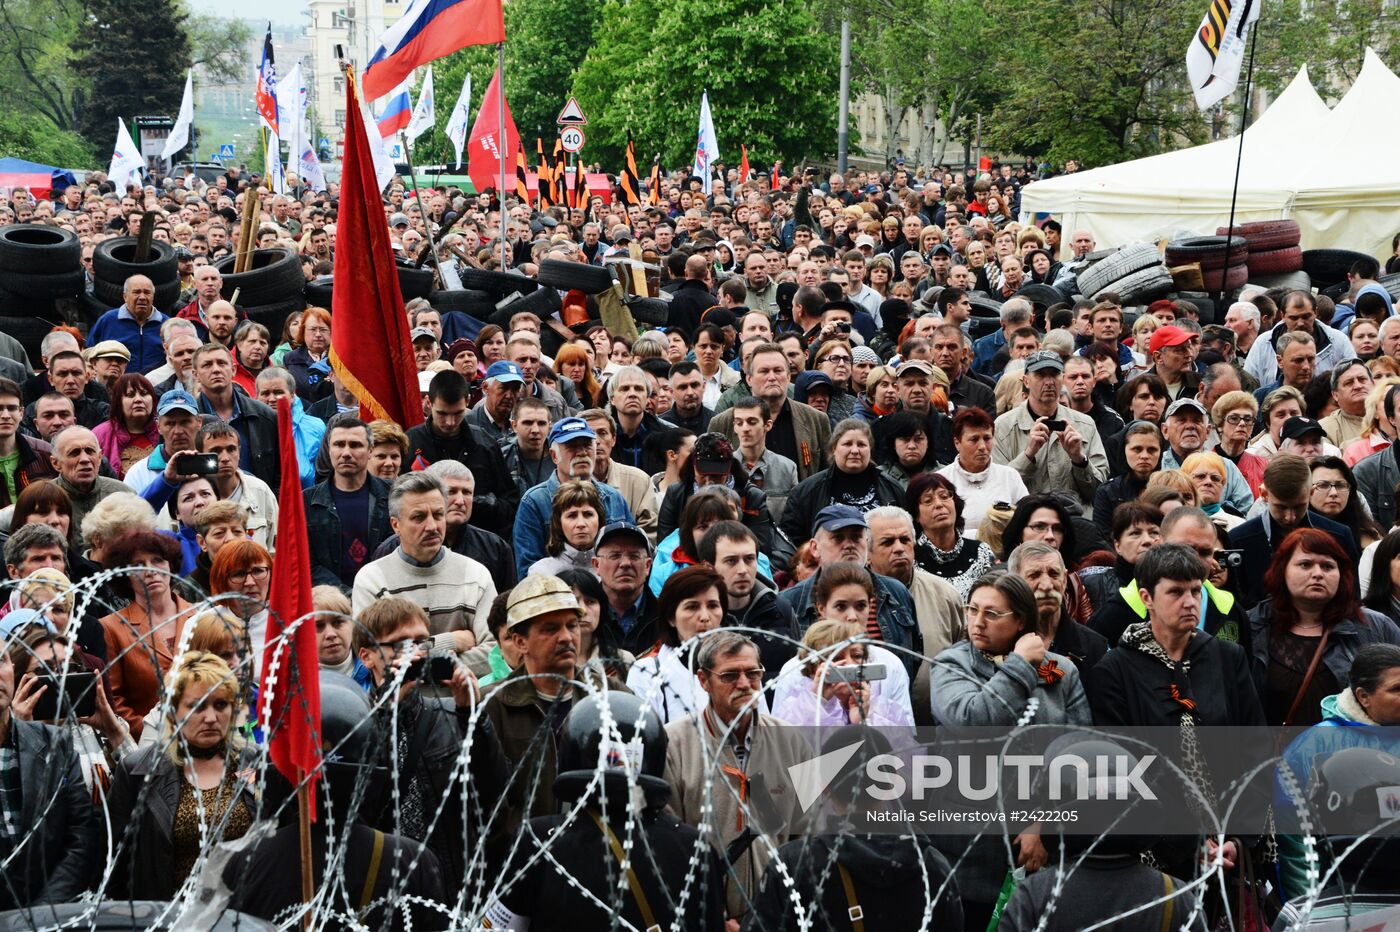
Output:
(1216, 549), (1245, 569)
(176, 452), (220, 477)
(1042, 419), (1067, 432)
(826, 663), (887, 684)
(429, 655), (457, 683)
(31, 671), (97, 721)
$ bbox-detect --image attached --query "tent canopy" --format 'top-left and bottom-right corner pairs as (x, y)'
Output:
(1019, 51), (1400, 258)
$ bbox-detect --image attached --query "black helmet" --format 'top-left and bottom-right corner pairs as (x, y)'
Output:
(1041, 736), (1161, 856)
(1311, 748), (1400, 839)
(554, 691), (669, 805)
(319, 671), (386, 813)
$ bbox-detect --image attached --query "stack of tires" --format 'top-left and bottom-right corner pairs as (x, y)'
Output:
(1075, 242), (1173, 304)
(1302, 248), (1374, 298)
(215, 248), (306, 339)
(0, 225), (84, 365)
(1217, 220), (1303, 287)
(91, 237), (181, 316)
(967, 293), (1003, 340)
(1165, 236), (1248, 293)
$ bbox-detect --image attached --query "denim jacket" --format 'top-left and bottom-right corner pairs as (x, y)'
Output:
(512, 474), (634, 578)
(777, 568), (921, 676)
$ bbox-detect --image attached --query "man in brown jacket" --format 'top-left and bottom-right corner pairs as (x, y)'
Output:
(483, 574), (631, 835)
(663, 631), (810, 922)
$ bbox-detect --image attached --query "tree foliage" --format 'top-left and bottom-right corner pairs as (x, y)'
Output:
(573, 0), (839, 168)
(70, 0), (192, 145)
(1253, 0), (1400, 98)
(189, 14), (252, 86)
(979, 0), (1206, 167)
(0, 110), (93, 166)
(0, 0), (84, 132)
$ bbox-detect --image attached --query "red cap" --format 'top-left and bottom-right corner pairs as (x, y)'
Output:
(1148, 325), (1193, 355)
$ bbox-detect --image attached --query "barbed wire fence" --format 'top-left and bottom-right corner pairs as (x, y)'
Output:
(0, 567), (1391, 930)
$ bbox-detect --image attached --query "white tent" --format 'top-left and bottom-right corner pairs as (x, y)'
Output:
(1019, 51), (1400, 258)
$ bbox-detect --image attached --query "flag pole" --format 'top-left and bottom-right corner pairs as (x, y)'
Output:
(297, 767), (313, 931)
(400, 130), (443, 278)
(1222, 23), (1260, 261)
(497, 43), (509, 270)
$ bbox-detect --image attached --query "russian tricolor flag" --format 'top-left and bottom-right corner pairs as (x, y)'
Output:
(376, 84), (412, 139)
(361, 0), (505, 102)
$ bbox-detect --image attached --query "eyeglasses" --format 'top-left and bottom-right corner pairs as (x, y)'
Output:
(1312, 480), (1348, 494)
(377, 637), (431, 655)
(1223, 414), (1255, 426)
(230, 566), (270, 583)
(965, 604), (1016, 621)
(706, 667), (765, 685)
(823, 354), (852, 365)
(1026, 522), (1064, 535)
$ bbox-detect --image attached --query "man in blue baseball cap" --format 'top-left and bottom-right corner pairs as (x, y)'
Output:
(510, 416), (636, 577)
(777, 503), (922, 677)
(466, 360), (525, 454)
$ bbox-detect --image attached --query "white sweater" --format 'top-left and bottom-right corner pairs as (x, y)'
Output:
(937, 459), (1029, 539)
(352, 548), (497, 673)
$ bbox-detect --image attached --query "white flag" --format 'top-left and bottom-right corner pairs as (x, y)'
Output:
(406, 66), (435, 144)
(692, 90), (720, 184)
(161, 71), (194, 162)
(109, 117), (144, 188)
(357, 76), (397, 191)
(299, 135), (326, 192)
(265, 129), (286, 195)
(1186, 0), (1262, 110)
(445, 73), (472, 169)
(276, 63), (305, 177)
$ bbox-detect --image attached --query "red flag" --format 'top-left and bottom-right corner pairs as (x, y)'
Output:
(331, 76), (424, 428)
(466, 67), (520, 194)
(739, 144), (749, 185)
(770, 162), (781, 190)
(260, 395), (321, 819)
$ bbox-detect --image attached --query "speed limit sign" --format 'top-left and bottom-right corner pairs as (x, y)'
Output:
(560, 125), (586, 153)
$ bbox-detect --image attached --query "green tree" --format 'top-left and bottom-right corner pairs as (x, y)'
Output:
(982, 0), (1206, 168)
(0, 110), (93, 165)
(1254, 0), (1400, 98)
(574, 0), (839, 168)
(70, 0), (191, 146)
(0, 0), (84, 131)
(832, 0), (991, 167)
(189, 14), (252, 85)
(502, 0), (602, 139)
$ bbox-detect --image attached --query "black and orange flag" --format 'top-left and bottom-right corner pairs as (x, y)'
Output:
(574, 159), (589, 215)
(647, 155), (661, 206)
(620, 135), (641, 207)
(515, 145), (530, 204)
(535, 137), (552, 208)
(551, 137), (567, 206)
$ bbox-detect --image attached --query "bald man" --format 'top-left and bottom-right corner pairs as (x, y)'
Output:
(668, 253), (718, 338)
(87, 274), (169, 373)
(49, 425), (128, 547)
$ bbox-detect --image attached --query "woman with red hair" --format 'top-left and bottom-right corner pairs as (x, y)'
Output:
(1248, 528), (1400, 726)
(209, 539), (272, 678)
(283, 306), (333, 403)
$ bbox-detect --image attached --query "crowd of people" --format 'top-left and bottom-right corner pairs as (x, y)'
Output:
(0, 158), (1398, 930)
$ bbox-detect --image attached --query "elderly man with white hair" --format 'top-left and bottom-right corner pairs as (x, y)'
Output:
(1223, 301), (1262, 355)
(50, 425), (129, 548)
(1006, 540), (1108, 681)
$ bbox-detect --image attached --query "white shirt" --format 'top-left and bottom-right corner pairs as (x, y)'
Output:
(937, 459), (1029, 539)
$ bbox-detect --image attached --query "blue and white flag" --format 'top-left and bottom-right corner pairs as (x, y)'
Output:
(691, 90), (719, 183)
(406, 66), (435, 144)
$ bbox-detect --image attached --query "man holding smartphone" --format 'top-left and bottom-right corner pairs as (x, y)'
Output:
(992, 350), (1108, 508)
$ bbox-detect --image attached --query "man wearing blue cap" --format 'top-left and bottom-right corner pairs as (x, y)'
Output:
(777, 504), (922, 677)
(466, 360), (525, 454)
(511, 417), (635, 578)
(406, 369), (518, 539)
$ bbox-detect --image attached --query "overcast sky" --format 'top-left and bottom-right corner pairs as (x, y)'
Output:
(192, 0), (306, 30)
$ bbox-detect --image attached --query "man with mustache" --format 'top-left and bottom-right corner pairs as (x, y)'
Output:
(483, 574), (631, 834)
(1007, 541), (1108, 683)
(352, 471), (497, 676)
